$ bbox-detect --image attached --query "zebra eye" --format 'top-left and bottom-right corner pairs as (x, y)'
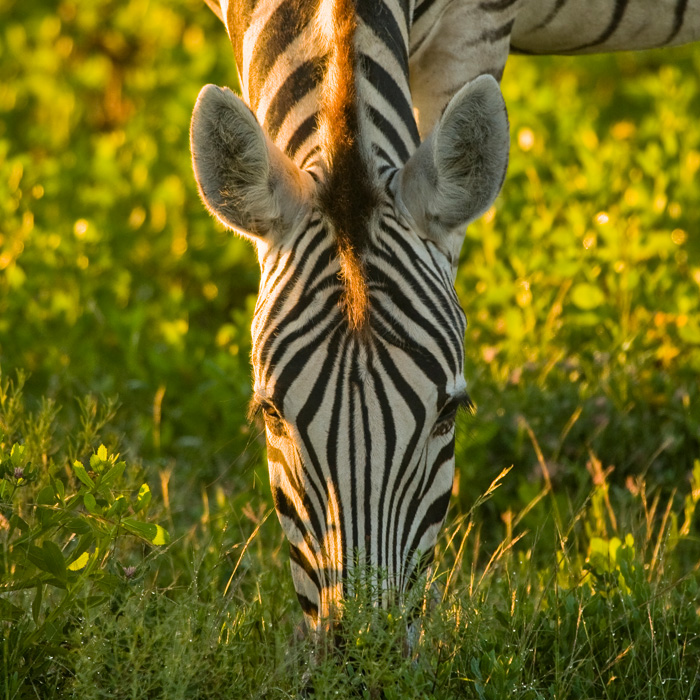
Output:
(433, 402), (458, 436)
(260, 400), (286, 436)
(261, 402), (280, 420)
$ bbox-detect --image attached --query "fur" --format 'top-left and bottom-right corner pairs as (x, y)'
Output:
(316, 0), (379, 331)
(396, 75), (509, 241)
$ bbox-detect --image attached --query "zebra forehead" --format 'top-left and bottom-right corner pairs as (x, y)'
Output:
(315, 0), (379, 332)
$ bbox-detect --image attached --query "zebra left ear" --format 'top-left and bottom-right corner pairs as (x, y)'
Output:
(396, 74), (509, 240)
(190, 84), (312, 242)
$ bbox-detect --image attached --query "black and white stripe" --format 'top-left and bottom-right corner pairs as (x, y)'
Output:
(250, 202), (469, 624)
(410, 0), (700, 135)
(206, 0), (473, 629)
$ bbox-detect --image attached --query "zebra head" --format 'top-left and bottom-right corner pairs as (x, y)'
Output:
(190, 2), (509, 635)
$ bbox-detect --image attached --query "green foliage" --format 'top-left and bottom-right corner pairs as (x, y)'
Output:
(0, 0), (256, 482)
(455, 49), (700, 503)
(0, 373), (169, 698)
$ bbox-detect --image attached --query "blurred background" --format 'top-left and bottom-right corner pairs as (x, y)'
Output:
(1, 0), (699, 533)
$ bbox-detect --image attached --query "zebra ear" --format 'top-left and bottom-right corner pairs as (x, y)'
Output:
(190, 84), (312, 241)
(397, 74), (509, 240)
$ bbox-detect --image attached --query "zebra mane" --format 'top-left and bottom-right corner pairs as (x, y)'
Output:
(315, 0), (377, 331)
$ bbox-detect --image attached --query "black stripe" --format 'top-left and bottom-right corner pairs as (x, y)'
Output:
(366, 104), (411, 165)
(479, 0), (520, 10)
(535, 0), (571, 31)
(420, 436), (456, 500)
(372, 228), (463, 370)
(257, 228), (331, 366)
(360, 54), (420, 148)
(357, 349), (375, 567)
(286, 113), (318, 160)
(413, 0), (438, 24)
(666, 0), (689, 44)
(423, 241), (467, 336)
(366, 345), (396, 571)
(263, 60), (319, 140)
(284, 325), (346, 542)
(275, 487), (323, 572)
(369, 340), (427, 577)
(295, 590), (319, 619)
(509, 44), (536, 55)
(404, 488), (451, 578)
(347, 348), (359, 562)
(272, 307), (343, 405)
(267, 442), (301, 495)
(299, 145), (321, 171)
(248, 0), (316, 99)
(368, 265), (456, 377)
(569, 0), (629, 52)
(263, 293), (342, 394)
(480, 18), (516, 44)
(356, 0), (409, 73)
(324, 334), (353, 561)
(258, 217), (324, 314)
(289, 542), (322, 592)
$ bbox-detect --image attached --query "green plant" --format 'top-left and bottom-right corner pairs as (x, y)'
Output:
(0, 373), (169, 698)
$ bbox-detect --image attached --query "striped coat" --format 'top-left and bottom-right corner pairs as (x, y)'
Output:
(191, 0), (698, 634)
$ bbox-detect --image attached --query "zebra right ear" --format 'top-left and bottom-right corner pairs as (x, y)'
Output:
(190, 84), (312, 242)
(396, 74), (509, 242)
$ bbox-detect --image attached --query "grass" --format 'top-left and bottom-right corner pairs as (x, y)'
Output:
(1, 0), (699, 697)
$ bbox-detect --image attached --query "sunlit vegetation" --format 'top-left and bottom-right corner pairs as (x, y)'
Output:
(1, 1), (699, 697)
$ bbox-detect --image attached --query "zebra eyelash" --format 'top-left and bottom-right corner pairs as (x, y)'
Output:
(246, 396), (264, 423)
(247, 394), (279, 421)
(437, 392), (474, 424)
(248, 394), (285, 429)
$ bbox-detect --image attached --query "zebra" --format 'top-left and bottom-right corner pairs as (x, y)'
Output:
(190, 0), (699, 636)
(409, 0), (700, 137)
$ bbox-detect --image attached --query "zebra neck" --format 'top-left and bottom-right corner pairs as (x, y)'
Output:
(231, 0), (420, 172)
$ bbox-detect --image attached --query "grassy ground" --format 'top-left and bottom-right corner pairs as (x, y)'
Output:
(1, 1), (699, 698)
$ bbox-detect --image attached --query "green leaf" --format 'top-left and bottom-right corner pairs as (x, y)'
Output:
(83, 493), (99, 514)
(72, 532), (95, 562)
(100, 460), (125, 488)
(97, 444), (108, 462)
(73, 461), (95, 488)
(122, 518), (156, 541)
(151, 524), (169, 546)
(122, 518), (170, 545)
(32, 584), (43, 624)
(84, 595), (109, 609)
(10, 443), (25, 466)
(41, 541), (67, 581)
(135, 483), (152, 512)
(106, 495), (128, 517)
(0, 597), (24, 622)
(53, 478), (65, 502)
(9, 514), (29, 534)
(37, 485), (57, 506)
(570, 283), (606, 310)
(68, 552), (90, 571)
(27, 544), (46, 570)
(66, 517), (92, 535)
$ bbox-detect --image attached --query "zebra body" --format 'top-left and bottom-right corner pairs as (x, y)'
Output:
(411, 0), (700, 135)
(191, 0), (698, 632)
